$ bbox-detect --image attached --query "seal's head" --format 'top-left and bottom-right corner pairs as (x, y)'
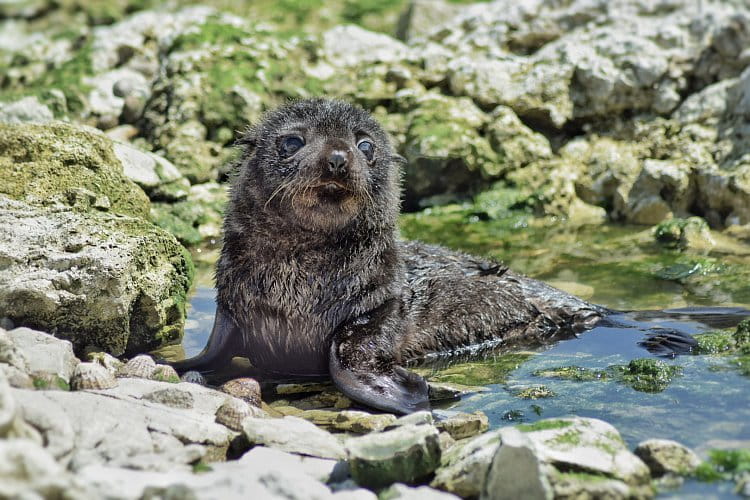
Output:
(236, 99), (402, 232)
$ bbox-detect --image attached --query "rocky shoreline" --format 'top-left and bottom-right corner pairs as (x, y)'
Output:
(6, 325), (743, 499)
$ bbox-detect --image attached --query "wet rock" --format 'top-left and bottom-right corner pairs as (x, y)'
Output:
(0, 96), (54, 124)
(381, 483), (460, 499)
(4, 327), (78, 381)
(435, 411), (489, 440)
(624, 160), (694, 225)
(507, 417), (652, 498)
(346, 424), (441, 489)
(242, 416), (347, 460)
(515, 386), (555, 400)
(427, 381), (487, 401)
(634, 439), (702, 477)
(654, 217), (716, 253)
(431, 429), (501, 498)
(276, 382), (334, 395)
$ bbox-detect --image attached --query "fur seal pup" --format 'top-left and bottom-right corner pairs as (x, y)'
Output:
(172, 98), (608, 414)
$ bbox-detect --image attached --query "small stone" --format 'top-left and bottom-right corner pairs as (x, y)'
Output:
(515, 386), (556, 399)
(634, 439), (702, 477)
(388, 411), (434, 429)
(70, 363), (117, 391)
(118, 355), (157, 379)
(151, 364), (180, 383)
(435, 411), (489, 440)
(143, 388), (194, 409)
(220, 378), (261, 407)
(242, 416), (346, 460)
(334, 410), (397, 434)
(180, 371), (206, 385)
(346, 424), (441, 489)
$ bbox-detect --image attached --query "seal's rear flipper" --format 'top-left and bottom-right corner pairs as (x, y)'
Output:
(638, 328), (698, 357)
(330, 351), (429, 414)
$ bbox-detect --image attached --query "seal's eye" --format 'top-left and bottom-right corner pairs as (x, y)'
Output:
(357, 139), (375, 161)
(280, 135), (304, 157)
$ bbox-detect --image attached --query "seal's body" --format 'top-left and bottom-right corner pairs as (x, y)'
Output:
(173, 99), (603, 413)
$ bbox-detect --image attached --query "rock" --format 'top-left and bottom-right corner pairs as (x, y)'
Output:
(239, 446), (340, 483)
(624, 160), (694, 225)
(85, 68), (150, 129)
(0, 438), (85, 499)
(427, 381), (487, 401)
(0, 328), (29, 373)
(4, 327), (78, 381)
(0, 121), (150, 219)
(0, 96), (54, 124)
(482, 427), (553, 500)
(389, 411), (434, 429)
(88, 352), (124, 377)
(0, 197), (193, 356)
(654, 217), (716, 253)
(150, 181), (228, 246)
(295, 409), (397, 434)
(401, 92), (498, 208)
(321, 25), (411, 67)
(431, 429), (501, 498)
(242, 416), (347, 460)
(396, 0), (463, 42)
(276, 382), (334, 395)
(380, 483), (461, 499)
(113, 142), (190, 202)
(12, 380), (233, 470)
(507, 417), (653, 498)
(346, 424), (441, 489)
(435, 411), (489, 440)
(634, 439), (702, 477)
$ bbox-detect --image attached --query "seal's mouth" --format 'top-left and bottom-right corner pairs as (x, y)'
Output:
(312, 181), (354, 203)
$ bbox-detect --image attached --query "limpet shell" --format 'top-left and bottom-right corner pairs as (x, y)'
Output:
(215, 397), (265, 431)
(180, 370), (206, 385)
(70, 362), (117, 391)
(220, 378), (261, 407)
(117, 355), (156, 379)
(151, 364), (180, 383)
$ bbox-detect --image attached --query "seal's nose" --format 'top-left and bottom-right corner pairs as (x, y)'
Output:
(327, 150), (348, 176)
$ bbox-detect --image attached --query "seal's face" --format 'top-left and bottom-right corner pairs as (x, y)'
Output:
(240, 99), (401, 232)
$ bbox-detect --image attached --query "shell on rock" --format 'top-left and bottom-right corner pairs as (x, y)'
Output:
(117, 355), (156, 379)
(87, 352), (124, 376)
(180, 370), (206, 385)
(220, 378), (261, 407)
(143, 388), (194, 409)
(150, 364), (180, 383)
(215, 397), (264, 431)
(70, 362), (118, 391)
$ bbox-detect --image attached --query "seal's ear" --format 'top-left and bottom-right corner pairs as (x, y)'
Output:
(234, 128), (258, 153)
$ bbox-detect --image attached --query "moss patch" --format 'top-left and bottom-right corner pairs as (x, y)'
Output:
(694, 449), (750, 482)
(517, 419), (573, 433)
(609, 358), (682, 393)
(534, 365), (608, 382)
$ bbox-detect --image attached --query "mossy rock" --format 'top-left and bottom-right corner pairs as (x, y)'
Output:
(0, 122), (150, 220)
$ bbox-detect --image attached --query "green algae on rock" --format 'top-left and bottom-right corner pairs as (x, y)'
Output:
(0, 122), (150, 220)
(609, 359), (682, 393)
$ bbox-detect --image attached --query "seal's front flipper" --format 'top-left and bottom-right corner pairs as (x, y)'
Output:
(329, 300), (430, 415)
(170, 309), (240, 377)
(330, 351), (429, 414)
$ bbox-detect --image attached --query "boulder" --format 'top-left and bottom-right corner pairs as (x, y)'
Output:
(242, 416), (347, 460)
(346, 424), (441, 489)
(4, 327), (78, 381)
(431, 429), (502, 498)
(634, 439), (702, 477)
(0, 197), (193, 355)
